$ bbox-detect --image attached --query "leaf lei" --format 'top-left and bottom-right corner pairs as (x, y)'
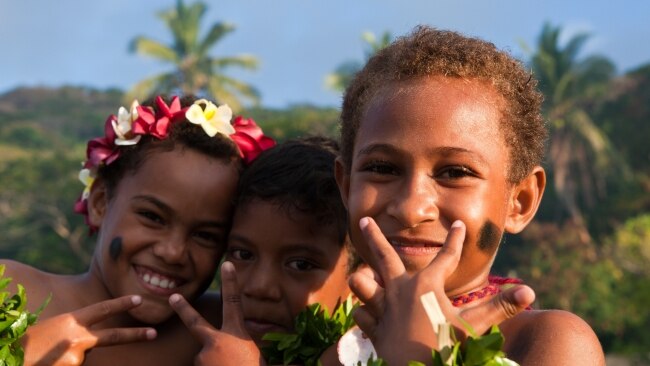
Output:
(0, 265), (49, 366)
(261, 296), (357, 366)
(360, 326), (515, 366)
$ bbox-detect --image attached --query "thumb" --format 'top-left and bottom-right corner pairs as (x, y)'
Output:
(459, 285), (535, 336)
(220, 261), (249, 338)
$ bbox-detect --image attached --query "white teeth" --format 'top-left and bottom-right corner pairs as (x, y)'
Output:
(139, 271), (178, 289)
(150, 276), (161, 286)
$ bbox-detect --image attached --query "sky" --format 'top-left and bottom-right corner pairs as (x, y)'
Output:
(1, 0), (649, 109)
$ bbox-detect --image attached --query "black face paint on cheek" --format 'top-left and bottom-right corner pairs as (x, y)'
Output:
(109, 237), (123, 261)
(477, 220), (502, 254)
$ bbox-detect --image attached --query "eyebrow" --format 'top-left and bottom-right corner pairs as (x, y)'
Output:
(357, 143), (487, 163)
(132, 195), (228, 229)
(228, 234), (331, 257)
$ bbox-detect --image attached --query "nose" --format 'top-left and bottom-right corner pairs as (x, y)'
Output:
(386, 173), (438, 228)
(152, 231), (189, 265)
(240, 261), (282, 302)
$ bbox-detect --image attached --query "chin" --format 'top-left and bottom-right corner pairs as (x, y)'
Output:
(128, 303), (174, 325)
(399, 253), (438, 274)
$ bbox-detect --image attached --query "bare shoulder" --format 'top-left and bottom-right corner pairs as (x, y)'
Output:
(0, 259), (68, 315)
(0, 259), (49, 293)
(501, 309), (605, 366)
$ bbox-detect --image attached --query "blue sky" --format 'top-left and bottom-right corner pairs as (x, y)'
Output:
(2, 0), (649, 108)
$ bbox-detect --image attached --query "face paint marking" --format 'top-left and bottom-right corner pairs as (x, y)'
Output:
(477, 220), (502, 254)
(109, 237), (123, 261)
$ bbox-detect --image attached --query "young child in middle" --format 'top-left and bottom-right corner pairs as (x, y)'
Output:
(170, 136), (356, 365)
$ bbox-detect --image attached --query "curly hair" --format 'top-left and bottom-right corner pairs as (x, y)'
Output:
(340, 25), (547, 183)
(98, 95), (241, 199)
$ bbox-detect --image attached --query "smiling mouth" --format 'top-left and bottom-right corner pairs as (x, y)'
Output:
(134, 265), (182, 290)
(389, 240), (443, 256)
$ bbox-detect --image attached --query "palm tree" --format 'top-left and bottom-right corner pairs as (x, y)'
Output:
(528, 23), (629, 243)
(325, 31), (393, 92)
(129, 0), (259, 111)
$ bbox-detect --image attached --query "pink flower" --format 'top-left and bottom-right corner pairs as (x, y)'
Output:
(230, 116), (276, 164)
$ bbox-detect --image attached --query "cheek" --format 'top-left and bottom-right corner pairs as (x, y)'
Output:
(191, 248), (221, 282)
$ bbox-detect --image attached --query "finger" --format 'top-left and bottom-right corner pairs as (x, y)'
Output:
(220, 261), (249, 338)
(352, 306), (378, 341)
(348, 271), (384, 318)
(169, 293), (215, 343)
(93, 326), (157, 347)
(459, 285), (536, 336)
(76, 295), (144, 325)
(422, 220), (465, 286)
(358, 217), (405, 282)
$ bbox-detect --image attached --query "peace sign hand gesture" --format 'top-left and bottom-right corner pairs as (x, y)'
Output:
(348, 217), (535, 365)
(170, 261), (265, 366)
(23, 295), (157, 366)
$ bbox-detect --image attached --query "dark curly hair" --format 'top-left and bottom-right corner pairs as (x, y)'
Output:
(340, 25), (547, 183)
(236, 136), (359, 271)
(98, 95), (242, 199)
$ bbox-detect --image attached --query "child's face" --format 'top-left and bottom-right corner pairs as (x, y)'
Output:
(338, 76), (517, 296)
(91, 147), (238, 324)
(226, 200), (350, 345)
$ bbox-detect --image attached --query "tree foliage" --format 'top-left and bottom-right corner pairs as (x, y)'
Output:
(129, 0), (259, 111)
(527, 23), (630, 243)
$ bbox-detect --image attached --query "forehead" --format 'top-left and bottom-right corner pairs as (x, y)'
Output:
(356, 77), (507, 159)
(118, 148), (238, 216)
(231, 200), (343, 252)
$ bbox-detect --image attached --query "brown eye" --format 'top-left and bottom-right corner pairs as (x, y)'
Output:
(438, 166), (476, 180)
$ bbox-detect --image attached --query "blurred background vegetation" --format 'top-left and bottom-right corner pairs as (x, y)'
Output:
(0, 1), (648, 363)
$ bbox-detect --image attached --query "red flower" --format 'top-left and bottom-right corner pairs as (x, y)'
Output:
(230, 116), (276, 164)
(132, 96), (186, 139)
(86, 115), (119, 167)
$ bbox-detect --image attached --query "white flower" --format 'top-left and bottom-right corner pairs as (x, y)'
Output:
(112, 100), (141, 145)
(79, 168), (96, 200)
(495, 356), (520, 366)
(185, 99), (234, 137)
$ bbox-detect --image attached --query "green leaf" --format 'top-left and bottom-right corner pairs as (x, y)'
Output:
(261, 297), (358, 366)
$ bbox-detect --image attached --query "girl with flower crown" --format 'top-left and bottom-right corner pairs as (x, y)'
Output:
(0, 95), (274, 365)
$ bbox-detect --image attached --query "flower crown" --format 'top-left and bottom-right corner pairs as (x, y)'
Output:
(74, 95), (275, 233)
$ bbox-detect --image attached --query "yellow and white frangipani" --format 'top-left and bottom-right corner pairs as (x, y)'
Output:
(78, 168), (96, 200)
(112, 100), (141, 145)
(185, 99), (234, 137)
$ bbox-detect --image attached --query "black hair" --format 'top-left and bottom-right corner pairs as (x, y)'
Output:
(236, 136), (359, 271)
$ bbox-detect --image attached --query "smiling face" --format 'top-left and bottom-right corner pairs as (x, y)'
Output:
(337, 76), (521, 296)
(88, 146), (238, 324)
(226, 200), (351, 345)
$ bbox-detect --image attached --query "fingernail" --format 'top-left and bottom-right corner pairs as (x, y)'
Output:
(169, 294), (180, 304)
(222, 261), (234, 272)
(451, 220), (464, 229)
(359, 217), (370, 230)
(131, 295), (142, 305)
(146, 329), (157, 340)
(513, 287), (530, 305)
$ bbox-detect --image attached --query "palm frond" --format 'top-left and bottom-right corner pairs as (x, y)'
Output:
(199, 22), (236, 55)
(129, 37), (178, 63)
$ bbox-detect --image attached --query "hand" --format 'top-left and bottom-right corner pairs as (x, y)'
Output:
(23, 295), (157, 366)
(170, 261), (265, 366)
(348, 217), (535, 365)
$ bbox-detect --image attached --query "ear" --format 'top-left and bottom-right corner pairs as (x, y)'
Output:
(504, 166), (546, 234)
(87, 179), (109, 228)
(334, 157), (350, 210)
